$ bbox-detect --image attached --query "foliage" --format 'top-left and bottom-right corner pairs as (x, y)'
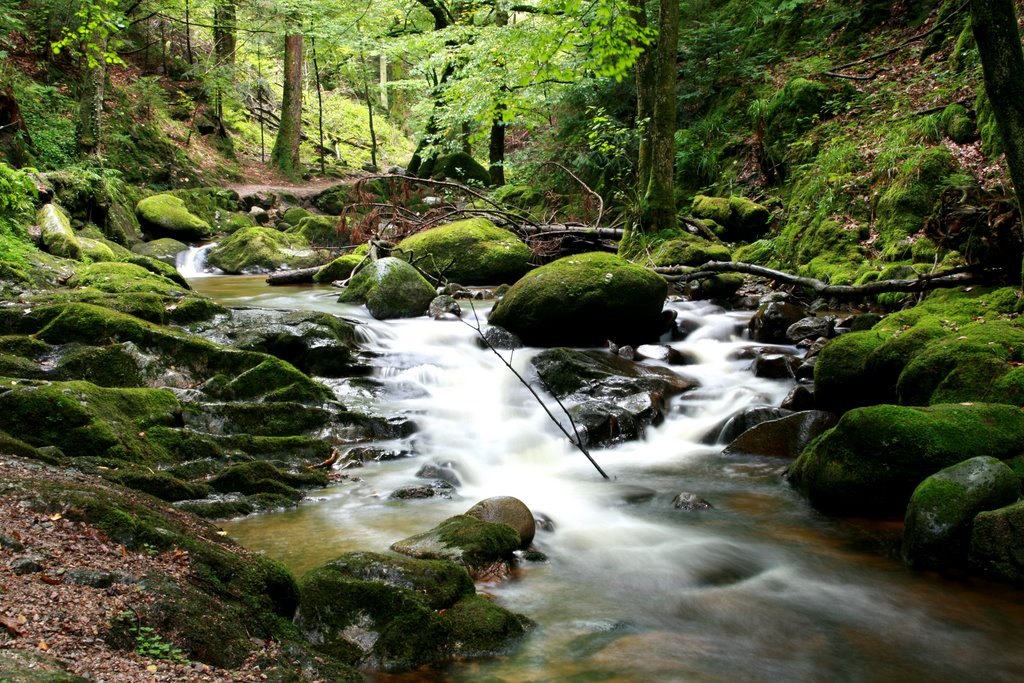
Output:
(0, 163), (37, 264)
(50, 0), (127, 67)
(123, 615), (190, 665)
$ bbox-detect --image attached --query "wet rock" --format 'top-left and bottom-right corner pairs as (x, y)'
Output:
(752, 352), (801, 379)
(207, 226), (319, 274)
(796, 357), (816, 381)
(130, 237), (188, 264)
(478, 325), (523, 350)
(534, 512), (556, 533)
(748, 301), (807, 344)
(341, 446), (411, 468)
(337, 257), (436, 320)
(635, 344), (697, 365)
(416, 462), (461, 487)
(429, 295), (461, 320)
(780, 384), (816, 411)
(570, 395), (657, 447)
(672, 492), (714, 511)
(902, 456), (1020, 571)
(970, 500), (1024, 582)
(488, 252), (669, 347)
(465, 496), (536, 548)
(391, 514), (522, 574)
(389, 481), (456, 500)
(10, 557), (43, 575)
(786, 316), (834, 342)
(850, 312), (884, 331)
(294, 551), (532, 671)
(703, 406), (792, 445)
(723, 410), (838, 459)
(604, 484), (657, 505)
(249, 205), (270, 225)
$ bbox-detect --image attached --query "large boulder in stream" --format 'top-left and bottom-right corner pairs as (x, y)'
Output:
(337, 256), (436, 319)
(531, 347), (696, 446)
(206, 226), (320, 274)
(488, 252), (669, 347)
(394, 218), (532, 286)
(901, 456), (1020, 571)
(787, 403), (1024, 516)
(722, 410), (838, 459)
(294, 551), (532, 671)
(36, 204), (83, 260)
(970, 500), (1024, 582)
(391, 514), (523, 579)
(136, 193), (213, 241)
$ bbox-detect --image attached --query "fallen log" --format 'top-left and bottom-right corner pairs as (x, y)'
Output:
(655, 260), (989, 299)
(266, 266), (321, 286)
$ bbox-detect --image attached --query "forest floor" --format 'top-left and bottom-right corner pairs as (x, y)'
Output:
(0, 457), (285, 682)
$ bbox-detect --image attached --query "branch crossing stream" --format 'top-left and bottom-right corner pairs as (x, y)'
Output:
(190, 272), (1024, 682)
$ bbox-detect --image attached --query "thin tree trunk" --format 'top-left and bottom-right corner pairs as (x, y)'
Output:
(630, 0), (653, 192)
(489, 104), (506, 186)
(77, 38), (106, 158)
(971, 0), (1024, 283)
(312, 35), (325, 175)
(641, 0), (678, 232)
(271, 33), (304, 177)
(213, 0), (236, 66)
(184, 0), (193, 64)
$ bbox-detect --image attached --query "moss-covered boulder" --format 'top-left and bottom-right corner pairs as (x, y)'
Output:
(287, 214), (349, 249)
(813, 330), (887, 413)
(901, 456), (1020, 570)
(391, 514), (522, 573)
(690, 196), (771, 242)
(488, 252), (668, 347)
(167, 187), (241, 230)
(649, 233), (732, 267)
(787, 403), (1024, 516)
(206, 226), (321, 274)
(337, 256), (435, 319)
(210, 356), (333, 404)
(208, 460), (327, 499)
(314, 253), (364, 284)
(465, 496), (536, 547)
(395, 218), (532, 286)
(36, 204), (83, 260)
(969, 500), (1024, 582)
(874, 147), (956, 250)
(295, 551), (531, 670)
(425, 151), (491, 186)
(280, 207), (312, 226)
(130, 237), (188, 264)
(108, 469), (212, 502)
(763, 77), (836, 166)
(66, 261), (187, 297)
(77, 236), (117, 262)
(136, 194), (213, 241)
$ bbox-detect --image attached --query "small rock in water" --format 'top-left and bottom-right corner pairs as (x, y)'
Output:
(389, 481), (456, 500)
(478, 326), (523, 350)
(429, 295), (461, 320)
(534, 512), (556, 533)
(465, 496), (536, 547)
(416, 462), (461, 487)
(672, 492), (713, 511)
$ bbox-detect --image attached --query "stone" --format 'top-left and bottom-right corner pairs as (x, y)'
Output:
(136, 194), (213, 241)
(780, 384), (815, 411)
(416, 462), (461, 487)
(752, 352), (801, 379)
(465, 496), (536, 547)
(902, 456), (1020, 570)
(337, 257), (436, 320)
(786, 316), (834, 342)
(389, 481), (456, 500)
(704, 406), (791, 445)
(429, 295), (461, 320)
(10, 557), (43, 575)
(488, 252), (669, 347)
(673, 492), (713, 511)
(206, 226), (320, 274)
(969, 500), (1024, 582)
(747, 301), (807, 344)
(722, 410), (838, 459)
(130, 237), (188, 264)
(395, 218), (532, 286)
(36, 204), (82, 260)
(478, 325), (523, 350)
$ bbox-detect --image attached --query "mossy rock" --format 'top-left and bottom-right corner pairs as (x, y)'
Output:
(426, 151), (491, 186)
(763, 77), (836, 165)
(314, 253), (364, 283)
(206, 226), (321, 274)
(210, 357), (333, 404)
(337, 256), (435, 319)
(787, 403), (1024, 516)
(649, 233), (731, 267)
(775, 218), (866, 284)
(391, 514), (522, 569)
(41, 169), (142, 245)
(295, 551), (530, 671)
(123, 254), (191, 289)
(107, 468), (212, 503)
(36, 204), (83, 260)
(813, 331), (887, 413)
(0, 650), (91, 683)
(394, 218), (532, 286)
(969, 500), (1024, 582)
(67, 261), (186, 297)
(939, 103), (975, 143)
(130, 237), (188, 264)
(77, 236), (117, 262)
(690, 196), (771, 242)
(208, 460), (327, 498)
(312, 184), (356, 214)
(0, 380), (181, 465)
(167, 187), (241, 228)
(182, 401), (338, 438)
(488, 252), (668, 347)
(136, 194), (213, 241)
(287, 215), (349, 249)
(281, 207), (312, 226)
(901, 456), (1020, 571)
(50, 342), (148, 387)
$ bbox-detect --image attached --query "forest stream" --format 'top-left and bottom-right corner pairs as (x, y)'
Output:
(182, 255), (1024, 683)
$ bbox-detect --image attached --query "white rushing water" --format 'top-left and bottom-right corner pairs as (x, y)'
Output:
(209, 282), (1024, 683)
(175, 244), (220, 278)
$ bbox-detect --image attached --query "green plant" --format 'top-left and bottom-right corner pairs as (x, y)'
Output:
(120, 612), (189, 665)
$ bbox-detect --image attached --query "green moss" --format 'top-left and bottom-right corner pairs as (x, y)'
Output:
(970, 500), (1024, 581)
(874, 146), (956, 248)
(52, 343), (146, 387)
(649, 234), (731, 266)
(788, 403), (1024, 515)
(394, 218), (532, 286)
(438, 595), (532, 657)
(314, 254), (364, 283)
(77, 236), (117, 262)
(67, 262), (186, 296)
(136, 194), (213, 241)
(206, 226), (321, 274)
(208, 461), (327, 497)
(813, 331), (887, 413)
(36, 204), (83, 260)
(337, 257), (436, 319)
(107, 469), (212, 502)
(186, 402), (336, 437)
(214, 357), (333, 404)
(130, 238), (188, 264)
(487, 252), (668, 347)
(287, 215), (349, 249)
(168, 188), (241, 228)
(427, 151), (491, 186)
(939, 103), (975, 143)
(281, 207), (311, 226)
(123, 254), (191, 289)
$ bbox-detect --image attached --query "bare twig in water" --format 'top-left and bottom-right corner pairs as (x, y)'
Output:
(462, 303), (610, 480)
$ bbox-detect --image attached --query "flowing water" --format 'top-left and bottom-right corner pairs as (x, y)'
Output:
(187, 267), (1024, 683)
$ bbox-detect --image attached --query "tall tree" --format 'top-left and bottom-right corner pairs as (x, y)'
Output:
(971, 0), (1024, 282)
(639, 0), (678, 233)
(630, 0), (653, 192)
(271, 32), (304, 177)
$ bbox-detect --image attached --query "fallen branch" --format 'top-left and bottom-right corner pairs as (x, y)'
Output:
(308, 447), (341, 470)
(266, 266), (322, 286)
(538, 161), (605, 227)
(656, 260), (988, 299)
(463, 303), (610, 480)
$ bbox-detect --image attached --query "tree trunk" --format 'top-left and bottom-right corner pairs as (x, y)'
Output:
(271, 33), (304, 178)
(971, 0), (1024, 283)
(77, 40), (107, 158)
(640, 0), (678, 233)
(630, 0), (653, 192)
(213, 0), (236, 66)
(489, 105), (506, 186)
